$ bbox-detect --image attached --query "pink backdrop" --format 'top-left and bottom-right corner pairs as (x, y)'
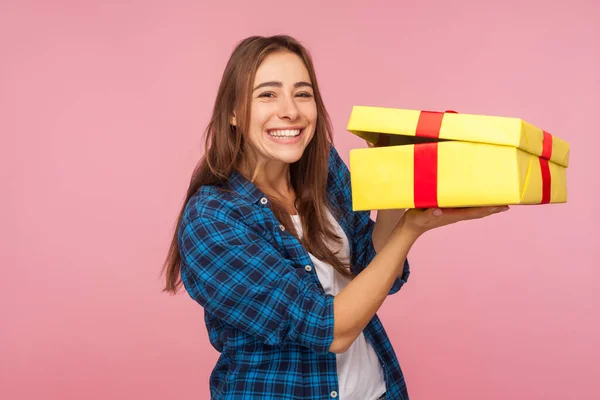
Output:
(2, 0), (598, 399)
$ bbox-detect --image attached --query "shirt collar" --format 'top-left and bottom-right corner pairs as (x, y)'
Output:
(228, 169), (268, 205)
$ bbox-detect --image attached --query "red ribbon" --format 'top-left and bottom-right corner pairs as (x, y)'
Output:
(413, 110), (456, 208)
(539, 130), (553, 204)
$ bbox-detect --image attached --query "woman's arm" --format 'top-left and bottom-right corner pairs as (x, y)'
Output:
(365, 137), (407, 253)
(330, 217), (416, 353)
(329, 206), (508, 353)
(372, 208), (406, 253)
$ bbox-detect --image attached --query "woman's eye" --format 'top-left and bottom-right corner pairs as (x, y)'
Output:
(257, 91), (313, 99)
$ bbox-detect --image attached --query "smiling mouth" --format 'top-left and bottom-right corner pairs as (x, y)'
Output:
(266, 128), (303, 138)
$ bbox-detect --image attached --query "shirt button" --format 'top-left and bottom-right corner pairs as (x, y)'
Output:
(330, 391), (338, 398)
(260, 197), (268, 205)
(304, 265), (312, 272)
(278, 224), (285, 231)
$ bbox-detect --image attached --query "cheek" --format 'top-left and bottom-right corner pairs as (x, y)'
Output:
(302, 102), (318, 124)
(251, 107), (268, 125)
(249, 106), (271, 134)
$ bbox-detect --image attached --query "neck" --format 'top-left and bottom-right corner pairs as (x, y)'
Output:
(238, 155), (293, 199)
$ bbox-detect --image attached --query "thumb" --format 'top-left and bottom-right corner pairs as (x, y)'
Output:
(430, 208), (443, 217)
(420, 208), (443, 225)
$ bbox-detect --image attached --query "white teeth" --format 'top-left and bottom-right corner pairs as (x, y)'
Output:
(268, 129), (301, 138)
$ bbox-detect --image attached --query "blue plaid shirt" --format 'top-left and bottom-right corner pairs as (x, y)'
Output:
(178, 145), (411, 399)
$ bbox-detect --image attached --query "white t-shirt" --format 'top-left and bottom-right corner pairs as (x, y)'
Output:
(291, 212), (387, 400)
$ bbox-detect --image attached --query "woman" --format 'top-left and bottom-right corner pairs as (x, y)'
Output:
(162, 35), (508, 400)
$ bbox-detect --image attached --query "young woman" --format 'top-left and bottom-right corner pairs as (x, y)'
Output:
(162, 35), (508, 400)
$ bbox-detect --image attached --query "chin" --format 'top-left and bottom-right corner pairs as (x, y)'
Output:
(272, 149), (306, 164)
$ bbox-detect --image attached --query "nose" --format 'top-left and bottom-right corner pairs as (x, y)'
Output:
(277, 94), (299, 121)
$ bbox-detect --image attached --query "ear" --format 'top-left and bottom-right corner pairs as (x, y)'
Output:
(230, 112), (237, 126)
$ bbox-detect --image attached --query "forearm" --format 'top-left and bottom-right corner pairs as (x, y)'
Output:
(330, 221), (417, 353)
(372, 209), (406, 253)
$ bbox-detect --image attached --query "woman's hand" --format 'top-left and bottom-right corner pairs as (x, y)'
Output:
(399, 206), (510, 239)
(364, 137), (510, 237)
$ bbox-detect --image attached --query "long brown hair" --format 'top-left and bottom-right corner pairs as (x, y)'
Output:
(162, 35), (353, 294)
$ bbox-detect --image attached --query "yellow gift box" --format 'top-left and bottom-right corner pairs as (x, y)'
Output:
(347, 106), (570, 211)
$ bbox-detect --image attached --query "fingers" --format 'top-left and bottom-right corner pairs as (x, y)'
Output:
(414, 208), (445, 226)
(403, 205), (510, 236)
(419, 206), (509, 225)
(478, 206), (510, 217)
(436, 206), (510, 220)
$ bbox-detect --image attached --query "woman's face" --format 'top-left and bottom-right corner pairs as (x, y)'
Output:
(236, 51), (317, 169)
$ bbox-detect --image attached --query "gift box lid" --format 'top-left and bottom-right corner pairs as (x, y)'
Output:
(347, 106), (570, 168)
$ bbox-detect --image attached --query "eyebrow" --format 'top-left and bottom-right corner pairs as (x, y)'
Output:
(253, 81), (313, 91)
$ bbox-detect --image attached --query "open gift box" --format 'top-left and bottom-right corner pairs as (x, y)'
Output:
(347, 106), (570, 211)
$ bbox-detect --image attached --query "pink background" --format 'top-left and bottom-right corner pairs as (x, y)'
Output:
(2, 0), (598, 399)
